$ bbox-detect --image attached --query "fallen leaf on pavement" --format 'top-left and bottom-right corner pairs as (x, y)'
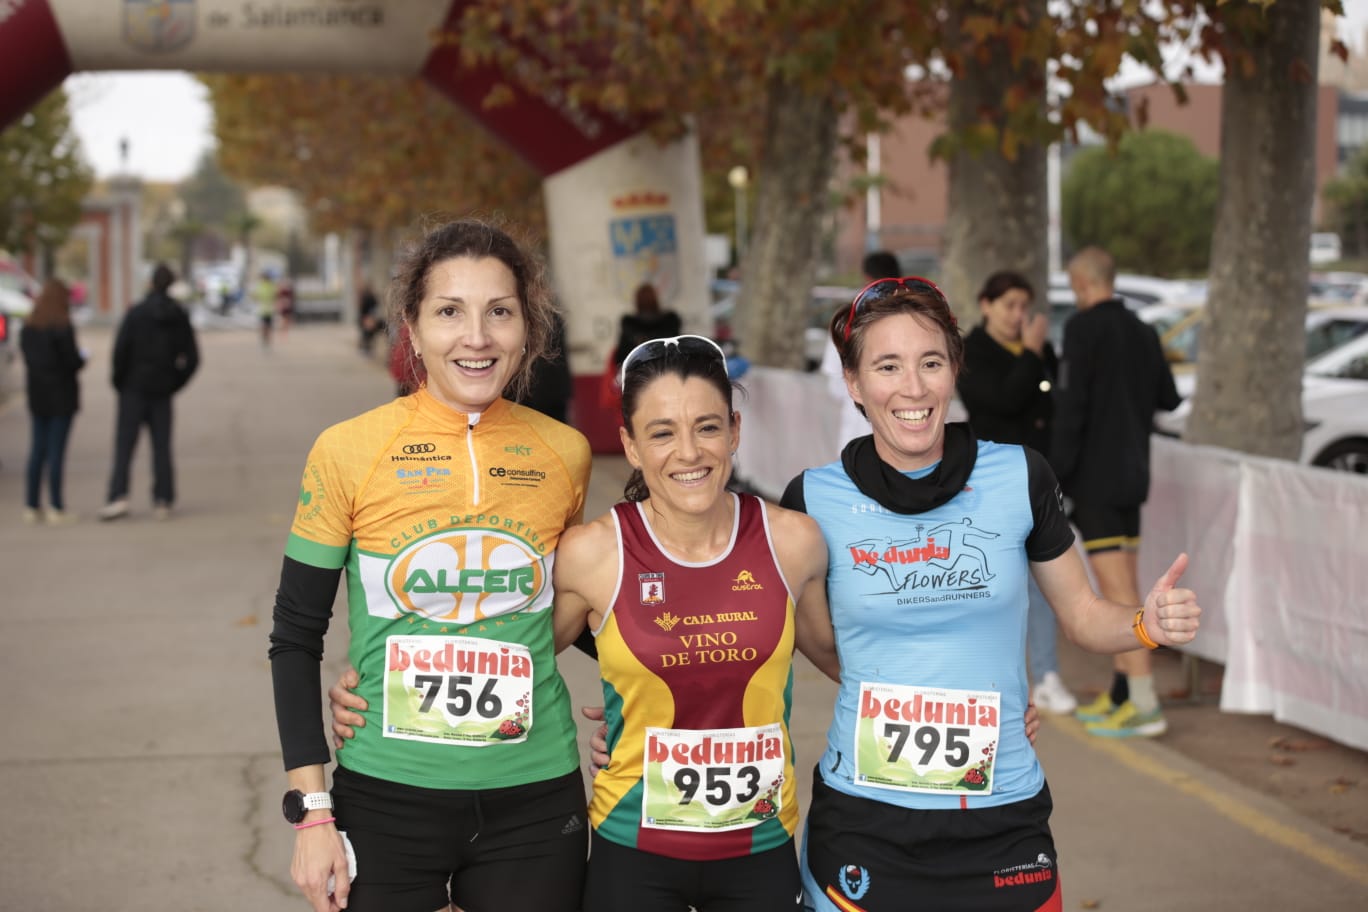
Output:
(1080, 900), (1102, 909)
(235, 614), (259, 627)
(1269, 755), (1296, 767)
(1270, 736), (1331, 752)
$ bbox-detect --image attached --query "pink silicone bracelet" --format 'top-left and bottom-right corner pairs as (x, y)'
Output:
(293, 816), (336, 830)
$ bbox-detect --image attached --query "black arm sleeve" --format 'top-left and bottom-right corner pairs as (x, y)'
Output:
(1024, 447), (1075, 562)
(572, 626), (598, 659)
(779, 473), (808, 513)
(267, 556), (342, 771)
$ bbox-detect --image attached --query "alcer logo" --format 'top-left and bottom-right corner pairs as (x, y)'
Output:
(384, 529), (549, 623)
(403, 443), (437, 455)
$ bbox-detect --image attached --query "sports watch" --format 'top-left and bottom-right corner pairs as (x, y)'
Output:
(282, 789), (333, 824)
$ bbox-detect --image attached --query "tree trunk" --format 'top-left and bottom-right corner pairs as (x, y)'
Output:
(1187, 0), (1319, 458)
(735, 74), (840, 369)
(941, 0), (1049, 328)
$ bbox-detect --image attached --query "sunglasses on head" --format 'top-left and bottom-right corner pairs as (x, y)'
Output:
(843, 276), (947, 340)
(618, 334), (729, 389)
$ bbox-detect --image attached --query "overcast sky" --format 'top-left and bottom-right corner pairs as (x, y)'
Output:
(63, 0), (1368, 184)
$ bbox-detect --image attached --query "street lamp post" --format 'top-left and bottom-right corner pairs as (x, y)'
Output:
(728, 165), (749, 265)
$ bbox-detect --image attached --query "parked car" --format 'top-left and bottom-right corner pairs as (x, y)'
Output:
(1157, 304), (1368, 400)
(1309, 232), (1342, 266)
(1309, 270), (1368, 304)
(1049, 272), (1204, 353)
(1154, 331), (1368, 473)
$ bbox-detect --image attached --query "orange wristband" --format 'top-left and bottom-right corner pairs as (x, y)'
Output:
(1133, 607), (1160, 650)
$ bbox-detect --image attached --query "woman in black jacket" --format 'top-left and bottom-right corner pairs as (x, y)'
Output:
(957, 270), (1078, 715)
(20, 279), (86, 525)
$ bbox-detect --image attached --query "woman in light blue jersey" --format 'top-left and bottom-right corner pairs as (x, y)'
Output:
(781, 276), (1202, 912)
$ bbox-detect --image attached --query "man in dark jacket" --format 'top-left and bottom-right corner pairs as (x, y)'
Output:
(98, 263), (200, 521)
(1052, 246), (1181, 738)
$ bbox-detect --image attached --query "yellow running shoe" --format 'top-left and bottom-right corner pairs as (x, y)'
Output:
(1073, 692), (1117, 723)
(1084, 700), (1167, 738)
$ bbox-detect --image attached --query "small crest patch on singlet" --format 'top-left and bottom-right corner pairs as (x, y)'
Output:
(638, 572), (665, 605)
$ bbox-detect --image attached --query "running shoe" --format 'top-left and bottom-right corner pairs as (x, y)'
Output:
(98, 499), (130, 521)
(1084, 700), (1167, 738)
(1073, 692), (1117, 723)
(1031, 671), (1078, 715)
(44, 509), (78, 526)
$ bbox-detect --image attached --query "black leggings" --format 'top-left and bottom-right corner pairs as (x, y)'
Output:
(583, 829), (801, 911)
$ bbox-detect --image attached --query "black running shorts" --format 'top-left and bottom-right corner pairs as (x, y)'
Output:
(802, 768), (1062, 912)
(1069, 501), (1141, 554)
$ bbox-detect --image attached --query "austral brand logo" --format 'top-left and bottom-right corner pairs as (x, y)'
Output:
(639, 572), (665, 605)
(124, 0), (195, 53)
(731, 570), (764, 591)
(837, 864), (871, 901)
(848, 517), (1001, 595)
(654, 611), (681, 632)
(385, 528), (549, 623)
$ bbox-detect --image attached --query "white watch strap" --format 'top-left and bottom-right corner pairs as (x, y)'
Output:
(302, 791), (333, 811)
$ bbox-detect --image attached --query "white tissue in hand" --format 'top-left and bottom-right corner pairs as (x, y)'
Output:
(326, 830), (358, 895)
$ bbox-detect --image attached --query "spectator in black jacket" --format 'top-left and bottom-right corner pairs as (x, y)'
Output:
(611, 282), (680, 370)
(20, 278), (85, 525)
(958, 270), (1077, 715)
(98, 263), (200, 522)
(1052, 247), (1181, 738)
(518, 309), (573, 423)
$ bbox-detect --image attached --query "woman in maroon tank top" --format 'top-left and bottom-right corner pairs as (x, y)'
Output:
(554, 335), (840, 911)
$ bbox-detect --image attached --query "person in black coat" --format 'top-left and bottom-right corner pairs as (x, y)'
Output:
(611, 282), (681, 369)
(958, 270), (1078, 715)
(518, 309), (573, 423)
(958, 271), (1056, 456)
(98, 263), (200, 521)
(20, 279), (86, 524)
(1052, 246), (1181, 738)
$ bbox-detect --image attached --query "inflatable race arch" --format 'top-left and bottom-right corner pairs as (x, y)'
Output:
(0, 0), (712, 449)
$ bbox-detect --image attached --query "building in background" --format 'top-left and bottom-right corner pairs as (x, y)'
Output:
(831, 13), (1367, 279)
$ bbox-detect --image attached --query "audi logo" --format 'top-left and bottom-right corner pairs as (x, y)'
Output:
(402, 443), (437, 454)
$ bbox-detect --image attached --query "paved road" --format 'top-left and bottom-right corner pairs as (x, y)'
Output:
(2, 321), (1366, 910)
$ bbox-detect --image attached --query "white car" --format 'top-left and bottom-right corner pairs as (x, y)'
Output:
(1155, 331), (1368, 473)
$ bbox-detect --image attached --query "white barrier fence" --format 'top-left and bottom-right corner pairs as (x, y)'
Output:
(736, 367), (1368, 751)
(1140, 436), (1368, 751)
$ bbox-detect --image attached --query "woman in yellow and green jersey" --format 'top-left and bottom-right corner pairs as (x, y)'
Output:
(268, 219), (591, 912)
